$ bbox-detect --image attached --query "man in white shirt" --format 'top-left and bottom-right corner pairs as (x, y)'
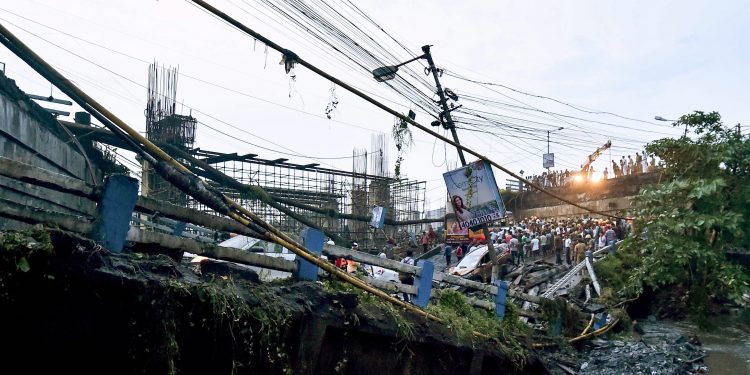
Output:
(563, 234), (572, 265)
(531, 235), (540, 259)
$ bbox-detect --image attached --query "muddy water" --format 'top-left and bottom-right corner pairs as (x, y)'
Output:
(678, 322), (750, 375)
(654, 319), (750, 374)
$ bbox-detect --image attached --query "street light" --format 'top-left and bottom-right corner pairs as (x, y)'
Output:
(654, 116), (674, 122)
(373, 45), (466, 165)
(655, 115), (686, 136)
(371, 54), (427, 82)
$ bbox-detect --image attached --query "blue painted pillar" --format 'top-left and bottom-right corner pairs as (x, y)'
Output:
(296, 227), (324, 281)
(172, 221), (187, 236)
(495, 280), (508, 321)
(610, 241), (618, 255)
(414, 260), (434, 308)
(593, 312), (607, 330)
(91, 174), (138, 253)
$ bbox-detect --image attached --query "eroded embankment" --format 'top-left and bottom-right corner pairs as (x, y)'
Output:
(0, 228), (547, 375)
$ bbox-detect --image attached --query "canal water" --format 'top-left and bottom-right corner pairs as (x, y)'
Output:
(642, 318), (750, 374)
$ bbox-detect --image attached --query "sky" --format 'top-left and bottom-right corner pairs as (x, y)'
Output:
(1, 0), (748, 212)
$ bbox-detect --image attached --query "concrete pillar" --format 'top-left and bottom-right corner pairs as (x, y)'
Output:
(593, 312), (607, 330)
(90, 174), (138, 252)
(296, 227), (324, 281)
(172, 221), (187, 236)
(495, 280), (508, 321)
(414, 260), (434, 308)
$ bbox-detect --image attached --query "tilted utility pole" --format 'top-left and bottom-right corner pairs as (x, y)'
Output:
(421, 45), (500, 282)
(422, 45), (466, 166)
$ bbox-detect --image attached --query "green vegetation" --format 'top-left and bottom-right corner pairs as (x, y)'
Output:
(619, 111), (750, 326)
(163, 276), (293, 374)
(0, 228), (53, 273)
(324, 279), (531, 364)
(427, 289), (530, 362)
(323, 279), (417, 340)
(593, 250), (641, 305)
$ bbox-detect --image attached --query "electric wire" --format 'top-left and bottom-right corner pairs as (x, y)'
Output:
(0, 17), (368, 163)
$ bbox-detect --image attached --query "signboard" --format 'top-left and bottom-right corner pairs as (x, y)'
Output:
(445, 215), (485, 244)
(443, 160), (506, 230)
(543, 153), (555, 169)
(369, 206), (387, 229)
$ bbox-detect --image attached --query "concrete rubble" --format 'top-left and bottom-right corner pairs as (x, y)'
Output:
(578, 322), (707, 375)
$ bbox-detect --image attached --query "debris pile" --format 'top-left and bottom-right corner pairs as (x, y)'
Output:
(579, 330), (707, 374)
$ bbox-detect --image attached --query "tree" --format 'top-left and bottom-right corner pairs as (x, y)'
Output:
(620, 111), (750, 322)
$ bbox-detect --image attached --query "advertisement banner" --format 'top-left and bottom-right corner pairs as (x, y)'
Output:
(445, 215), (469, 243)
(443, 160), (506, 230)
(445, 214), (486, 244)
(369, 206), (387, 229)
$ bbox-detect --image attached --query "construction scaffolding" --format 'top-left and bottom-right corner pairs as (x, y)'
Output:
(187, 148), (426, 250)
(142, 62), (196, 206)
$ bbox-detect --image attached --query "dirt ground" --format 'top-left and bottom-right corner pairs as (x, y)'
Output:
(0, 228), (549, 375)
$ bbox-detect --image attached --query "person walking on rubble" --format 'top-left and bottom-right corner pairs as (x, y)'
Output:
(443, 244), (453, 268)
(419, 231), (429, 254)
(399, 250), (416, 302)
(574, 236), (588, 264)
(427, 226), (438, 248)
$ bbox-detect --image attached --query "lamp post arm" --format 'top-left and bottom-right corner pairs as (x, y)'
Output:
(393, 53), (427, 69)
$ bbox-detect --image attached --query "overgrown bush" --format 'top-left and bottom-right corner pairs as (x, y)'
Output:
(619, 111), (750, 326)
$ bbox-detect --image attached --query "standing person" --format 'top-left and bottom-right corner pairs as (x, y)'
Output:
(420, 231), (429, 254)
(509, 234), (519, 266)
(455, 244), (465, 263)
(443, 244), (453, 268)
(620, 156), (626, 176)
(597, 231), (607, 251)
(563, 233), (572, 265)
(399, 250), (416, 302)
(627, 155), (634, 176)
(574, 236), (587, 264)
(539, 230), (548, 257)
(531, 235), (540, 260)
(427, 226), (438, 248)
(522, 237), (531, 263)
(635, 153), (642, 175)
(605, 225), (616, 247)
(545, 230), (554, 258)
(554, 231), (563, 265)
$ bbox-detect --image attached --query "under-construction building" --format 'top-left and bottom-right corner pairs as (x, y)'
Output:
(139, 64), (426, 248)
(142, 63), (196, 206)
(189, 135), (425, 249)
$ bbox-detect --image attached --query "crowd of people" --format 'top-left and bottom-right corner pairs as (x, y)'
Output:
(527, 151), (662, 188)
(443, 216), (631, 268)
